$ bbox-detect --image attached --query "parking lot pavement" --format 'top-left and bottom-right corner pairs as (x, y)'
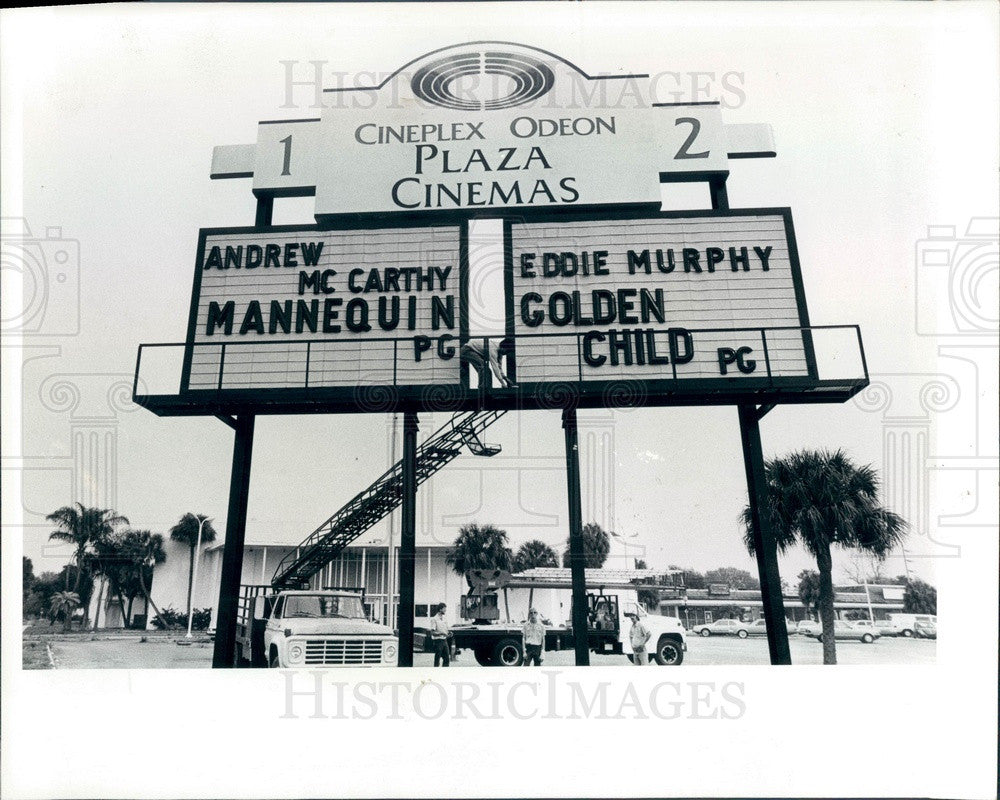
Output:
(678, 633), (937, 666)
(49, 638), (214, 669)
(42, 633), (935, 669)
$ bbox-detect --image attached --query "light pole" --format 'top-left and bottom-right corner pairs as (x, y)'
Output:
(186, 515), (208, 638)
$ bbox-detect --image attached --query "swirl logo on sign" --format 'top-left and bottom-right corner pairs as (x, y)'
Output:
(411, 51), (555, 111)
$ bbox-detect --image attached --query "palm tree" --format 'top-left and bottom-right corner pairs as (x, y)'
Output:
(741, 449), (907, 665)
(513, 540), (558, 573)
(47, 503), (128, 595)
(562, 522), (611, 568)
(50, 591), (81, 632)
(169, 513), (218, 623)
(90, 532), (131, 629)
(513, 539), (558, 609)
(797, 569), (820, 619)
(126, 530), (169, 628)
(446, 523), (513, 583)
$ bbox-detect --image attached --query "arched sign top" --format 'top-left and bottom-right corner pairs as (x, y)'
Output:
(321, 40), (650, 98)
(410, 50), (556, 112)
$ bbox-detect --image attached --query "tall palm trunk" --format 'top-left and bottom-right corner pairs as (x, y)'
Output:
(93, 576), (106, 630)
(816, 544), (837, 665)
(186, 544), (195, 622)
(115, 590), (128, 627)
(138, 566), (169, 629)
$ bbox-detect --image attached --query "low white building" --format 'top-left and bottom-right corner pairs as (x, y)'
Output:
(94, 523), (467, 631)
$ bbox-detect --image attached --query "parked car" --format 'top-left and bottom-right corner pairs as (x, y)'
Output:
(796, 620), (821, 636)
(741, 619), (769, 637)
(886, 613), (937, 638)
(914, 620), (937, 639)
(690, 619), (742, 637)
(808, 620), (880, 643)
(872, 619), (903, 636)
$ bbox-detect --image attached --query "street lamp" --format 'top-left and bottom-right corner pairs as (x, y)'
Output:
(186, 515), (208, 639)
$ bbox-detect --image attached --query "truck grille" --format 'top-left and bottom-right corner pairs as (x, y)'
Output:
(304, 638), (384, 665)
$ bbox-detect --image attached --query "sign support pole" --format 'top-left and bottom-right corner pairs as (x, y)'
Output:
(397, 410), (418, 666)
(562, 407), (590, 666)
(255, 194), (273, 227)
(737, 404), (791, 665)
(212, 414), (256, 667)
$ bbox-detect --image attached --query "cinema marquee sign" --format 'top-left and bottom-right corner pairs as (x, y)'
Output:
(212, 42), (774, 217)
(170, 43), (842, 409)
(505, 209), (816, 387)
(181, 223), (463, 392)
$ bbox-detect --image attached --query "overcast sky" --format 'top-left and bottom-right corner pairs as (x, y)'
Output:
(4, 2), (998, 592)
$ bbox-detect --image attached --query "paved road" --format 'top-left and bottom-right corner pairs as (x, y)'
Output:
(45, 633), (935, 669)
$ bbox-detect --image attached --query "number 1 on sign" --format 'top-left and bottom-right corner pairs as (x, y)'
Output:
(280, 135), (292, 176)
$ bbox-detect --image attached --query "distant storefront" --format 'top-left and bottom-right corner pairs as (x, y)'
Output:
(662, 584), (906, 627)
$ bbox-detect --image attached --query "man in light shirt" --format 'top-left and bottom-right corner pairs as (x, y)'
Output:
(627, 612), (652, 666)
(522, 608), (545, 666)
(430, 603), (450, 667)
(460, 338), (516, 389)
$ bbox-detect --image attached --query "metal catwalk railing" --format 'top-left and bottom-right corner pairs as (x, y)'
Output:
(270, 409), (506, 590)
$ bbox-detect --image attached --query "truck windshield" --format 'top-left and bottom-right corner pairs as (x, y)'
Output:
(283, 595), (365, 619)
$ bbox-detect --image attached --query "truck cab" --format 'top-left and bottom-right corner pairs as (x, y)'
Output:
(592, 590), (687, 665)
(237, 586), (397, 667)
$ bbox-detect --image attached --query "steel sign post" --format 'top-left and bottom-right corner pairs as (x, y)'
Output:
(396, 411), (418, 667)
(737, 404), (791, 665)
(211, 414), (256, 668)
(562, 407), (590, 666)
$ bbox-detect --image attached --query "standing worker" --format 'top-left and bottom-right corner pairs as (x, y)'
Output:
(431, 603), (451, 667)
(522, 608), (545, 666)
(461, 338), (516, 389)
(627, 611), (652, 666)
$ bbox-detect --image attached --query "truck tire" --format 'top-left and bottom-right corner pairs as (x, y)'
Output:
(269, 647), (279, 668)
(653, 636), (684, 666)
(492, 637), (523, 666)
(473, 646), (493, 666)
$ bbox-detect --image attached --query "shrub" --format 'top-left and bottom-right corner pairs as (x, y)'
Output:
(152, 606), (212, 630)
(191, 608), (212, 631)
(151, 606), (186, 629)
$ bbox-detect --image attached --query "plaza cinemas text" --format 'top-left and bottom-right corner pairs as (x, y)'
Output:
(362, 115), (619, 210)
(516, 243), (774, 374)
(200, 240), (457, 361)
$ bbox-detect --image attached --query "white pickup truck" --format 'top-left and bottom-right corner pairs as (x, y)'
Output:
(235, 586), (398, 667)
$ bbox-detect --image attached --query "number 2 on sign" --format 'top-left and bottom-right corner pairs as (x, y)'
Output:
(674, 118), (709, 160)
(279, 135), (292, 176)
